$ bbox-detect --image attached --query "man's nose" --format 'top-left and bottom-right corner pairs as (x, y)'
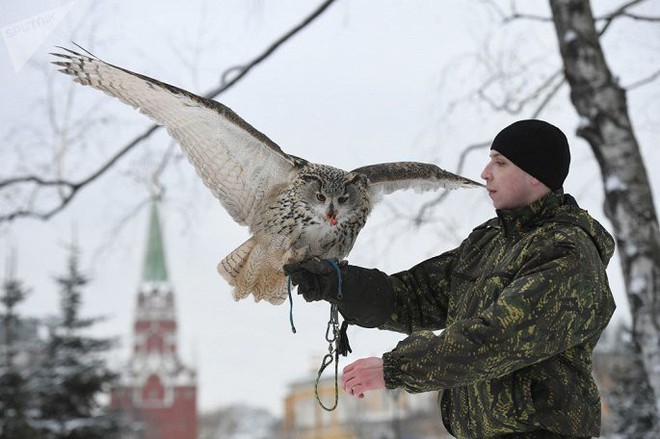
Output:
(480, 163), (491, 181)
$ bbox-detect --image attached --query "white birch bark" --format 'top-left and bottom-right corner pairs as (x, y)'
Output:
(549, 0), (660, 426)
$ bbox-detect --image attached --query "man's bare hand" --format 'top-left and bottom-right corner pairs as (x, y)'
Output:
(341, 357), (385, 398)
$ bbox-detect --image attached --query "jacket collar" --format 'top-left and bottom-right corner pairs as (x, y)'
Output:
(496, 189), (564, 237)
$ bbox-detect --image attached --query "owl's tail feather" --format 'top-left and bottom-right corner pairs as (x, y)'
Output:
(217, 238), (256, 286)
(217, 238), (288, 305)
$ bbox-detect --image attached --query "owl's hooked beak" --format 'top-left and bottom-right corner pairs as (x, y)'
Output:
(325, 205), (338, 226)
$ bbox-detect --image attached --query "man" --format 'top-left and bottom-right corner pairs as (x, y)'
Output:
(285, 119), (616, 438)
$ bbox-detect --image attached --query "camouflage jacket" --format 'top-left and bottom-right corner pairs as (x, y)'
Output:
(379, 190), (616, 438)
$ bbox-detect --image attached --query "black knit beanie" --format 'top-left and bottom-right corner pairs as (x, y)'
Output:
(490, 119), (570, 191)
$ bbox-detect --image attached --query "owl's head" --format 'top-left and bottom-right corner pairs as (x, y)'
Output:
(298, 166), (369, 226)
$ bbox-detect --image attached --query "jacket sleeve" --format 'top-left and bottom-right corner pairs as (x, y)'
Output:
(381, 227), (616, 393)
(378, 247), (460, 334)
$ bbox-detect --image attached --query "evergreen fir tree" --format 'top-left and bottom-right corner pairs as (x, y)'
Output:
(31, 244), (121, 438)
(0, 256), (39, 438)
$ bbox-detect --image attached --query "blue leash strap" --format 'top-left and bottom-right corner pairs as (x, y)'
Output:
(326, 258), (343, 300)
(287, 275), (296, 333)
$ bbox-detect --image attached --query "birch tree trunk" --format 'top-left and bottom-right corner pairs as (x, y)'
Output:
(549, 0), (660, 426)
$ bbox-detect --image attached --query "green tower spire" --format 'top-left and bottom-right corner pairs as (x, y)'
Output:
(142, 201), (169, 283)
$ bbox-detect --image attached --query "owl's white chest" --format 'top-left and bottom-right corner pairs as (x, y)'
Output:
(296, 220), (347, 257)
(254, 195), (369, 263)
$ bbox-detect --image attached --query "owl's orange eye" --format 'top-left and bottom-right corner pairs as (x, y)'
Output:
(316, 193), (326, 202)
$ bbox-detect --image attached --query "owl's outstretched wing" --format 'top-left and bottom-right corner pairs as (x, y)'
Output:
(51, 46), (296, 227)
(350, 161), (483, 197)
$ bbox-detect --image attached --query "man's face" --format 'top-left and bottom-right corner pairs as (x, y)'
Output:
(480, 151), (539, 210)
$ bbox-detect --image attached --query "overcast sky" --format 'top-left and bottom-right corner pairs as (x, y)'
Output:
(1, 0), (659, 416)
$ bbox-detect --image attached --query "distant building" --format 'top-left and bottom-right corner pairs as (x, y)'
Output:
(280, 367), (451, 439)
(110, 202), (198, 439)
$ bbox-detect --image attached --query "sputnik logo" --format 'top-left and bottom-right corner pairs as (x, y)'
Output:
(2, 2), (77, 73)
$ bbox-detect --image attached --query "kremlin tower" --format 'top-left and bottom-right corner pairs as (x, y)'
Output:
(111, 202), (197, 438)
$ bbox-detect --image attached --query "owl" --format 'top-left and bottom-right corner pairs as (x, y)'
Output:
(52, 46), (483, 305)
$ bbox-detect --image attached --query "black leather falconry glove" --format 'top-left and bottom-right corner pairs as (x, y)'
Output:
(283, 258), (394, 328)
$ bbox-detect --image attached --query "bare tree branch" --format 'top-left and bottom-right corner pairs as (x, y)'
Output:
(414, 141), (490, 226)
(595, 0), (658, 35)
(531, 75), (566, 118)
(0, 0), (337, 224)
(478, 68), (565, 115)
(503, 12), (552, 23)
(617, 12), (660, 21)
(481, 0), (552, 23)
(489, 0), (658, 36)
(625, 68), (660, 91)
(0, 124), (161, 223)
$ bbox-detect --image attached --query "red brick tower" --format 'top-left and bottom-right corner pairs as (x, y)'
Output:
(111, 201), (197, 439)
